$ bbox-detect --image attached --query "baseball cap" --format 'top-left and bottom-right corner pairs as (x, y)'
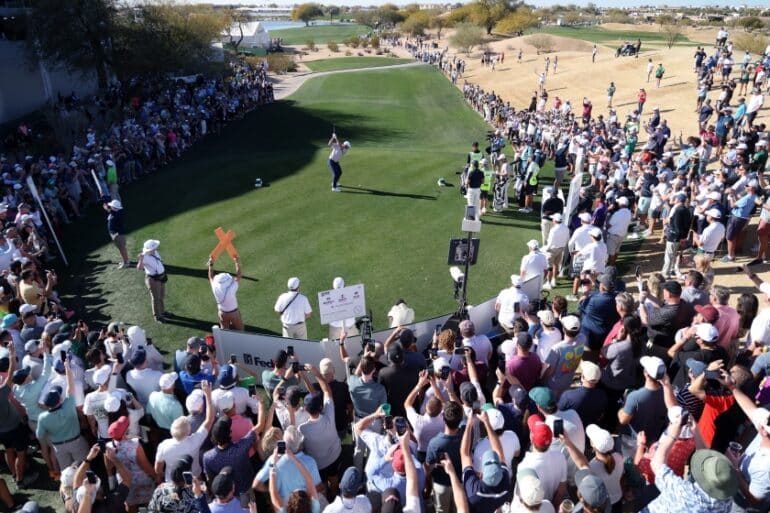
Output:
(695, 323), (719, 344)
(129, 346), (147, 366)
(104, 394), (121, 413)
(1, 314), (17, 328)
(218, 391), (235, 411)
(580, 360), (601, 382)
(485, 406), (505, 431)
(159, 372), (177, 389)
(516, 332), (533, 349)
(481, 450), (504, 487)
(387, 342), (405, 365)
(18, 304), (36, 316)
(11, 366), (31, 385)
(211, 469), (235, 498)
(340, 466), (363, 496)
(460, 381), (478, 405)
(304, 392), (324, 415)
(527, 415), (552, 448)
(527, 239), (540, 249)
(391, 447), (406, 474)
(575, 469), (610, 509)
(218, 365), (237, 389)
(511, 275), (522, 287)
(536, 309), (555, 326)
(561, 315), (580, 331)
(640, 356), (665, 380)
(43, 386), (63, 408)
(686, 358), (707, 377)
(108, 416), (130, 440)
(287, 277), (300, 290)
(589, 227), (602, 239)
(186, 389), (205, 413)
(93, 365), (112, 386)
(528, 386), (556, 409)
(689, 450), (738, 500)
(586, 424), (614, 453)
(695, 304), (720, 323)
(24, 339), (39, 354)
(579, 212), (592, 223)
(551, 213), (563, 222)
(706, 208), (722, 219)
(333, 277), (345, 289)
(517, 468), (544, 507)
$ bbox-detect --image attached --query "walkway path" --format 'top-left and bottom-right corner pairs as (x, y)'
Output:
(270, 61), (425, 100)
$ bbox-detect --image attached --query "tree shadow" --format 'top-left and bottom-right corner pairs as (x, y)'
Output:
(340, 185), (437, 201)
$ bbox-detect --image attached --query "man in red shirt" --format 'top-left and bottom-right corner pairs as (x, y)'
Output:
(637, 88), (647, 114)
(690, 362), (751, 447)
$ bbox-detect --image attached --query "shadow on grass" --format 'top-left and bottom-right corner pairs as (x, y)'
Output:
(340, 185), (437, 200)
(164, 264), (260, 283)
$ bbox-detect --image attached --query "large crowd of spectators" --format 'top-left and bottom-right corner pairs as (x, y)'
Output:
(3, 31), (770, 513)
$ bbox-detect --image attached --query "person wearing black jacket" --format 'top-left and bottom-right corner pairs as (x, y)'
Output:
(104, 199), (129, 269)
(662, 192), (692, 278)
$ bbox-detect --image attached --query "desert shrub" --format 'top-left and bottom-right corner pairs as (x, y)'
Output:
(327, 41), (339, 52)
(265, 53), (297, 74)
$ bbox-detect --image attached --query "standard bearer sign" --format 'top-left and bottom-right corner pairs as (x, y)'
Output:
(318, 283), (366, 325)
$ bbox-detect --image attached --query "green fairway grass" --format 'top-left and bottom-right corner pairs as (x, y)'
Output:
(304, 56), (411, 72)
(58, 65), (562, 350)
(271, 23), (369, 45)
(537, 25), (696, 47)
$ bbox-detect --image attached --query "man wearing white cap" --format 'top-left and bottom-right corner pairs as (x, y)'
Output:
(328, 277), (358, 340)
(103, 199), (129, 269)
(83, 363), (117, 439)
(146, 372), (184, 432)
(567, 212), (595, 301)
(543, 213), (569, 290)
(580, 228), (608, 276)
(606, 196), (632, 266)
(667, 323), (726, 389)
(618, 356), (667, 448)
(207, 254), (243, 331)
(495, 275), (529, 335)
(274, 277), (312, 339)
(136, 239), (168, 322)
(693, 208), (725, 259)
(520, 240), (548, 296)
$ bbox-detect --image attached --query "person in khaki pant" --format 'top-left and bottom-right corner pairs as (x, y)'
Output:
(274, 277), (312, 339)
(137, 239), (169, 322)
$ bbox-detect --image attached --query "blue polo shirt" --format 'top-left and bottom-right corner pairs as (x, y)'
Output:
(732, 193), (756, 219)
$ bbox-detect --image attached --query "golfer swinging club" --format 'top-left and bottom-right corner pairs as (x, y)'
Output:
(327, 130), (350, 192)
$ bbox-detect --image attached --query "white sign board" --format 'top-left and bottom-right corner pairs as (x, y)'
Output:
(318, 284), (366, 325)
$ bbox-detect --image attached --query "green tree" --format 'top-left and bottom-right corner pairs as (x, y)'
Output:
(401, 10), (430, 36)
(470, 0), (520, 34)
(449, 22), (485, 53)
(660, 23), (683, 49)
(326, 5), (340, 22)
(291, 3), (323, 26)
(112, 3), (227, 80)
(447, 4), (474, 25)
(738, 16), (764, 32)
(494, 6), (539, 35)
(430, 12), (450, 39)
(378, 4), (405, 27)
(27, 0), (117, 89)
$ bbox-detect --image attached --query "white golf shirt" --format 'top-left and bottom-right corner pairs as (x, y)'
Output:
(274, 291), (312, 325)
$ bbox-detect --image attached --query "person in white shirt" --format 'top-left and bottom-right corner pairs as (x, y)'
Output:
(606, 197), (632, 265)
(155, 380), (215, 482)
(274, 277), (312, 339)
(387, 299), (415, 328)
(694, 209), (725, 257)
(472, 407), (520, 470)
(520, 239), (548, 296)
(511, 468), (556, 513)
(207, 254), (243, 331)
(747, 90), (764, 126)
(459, 319), (493, 364)
(328, 277), (358, 340)
(327, 132), (350, 192)
(580, 228), (608, 276)
(543, 213), (569, 290)
(82, 364), (117, 439)
(136, 239), (168, 322)
(125, 347), (161, 407)
(404, 371), (445, 461)
(495, 275), (529, 335)
(210, 364), (259, 416)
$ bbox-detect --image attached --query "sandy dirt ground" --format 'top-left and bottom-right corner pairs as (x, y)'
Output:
(273, 24), (770, 303)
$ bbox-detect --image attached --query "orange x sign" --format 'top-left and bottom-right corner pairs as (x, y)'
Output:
(211, 227), (239, 262)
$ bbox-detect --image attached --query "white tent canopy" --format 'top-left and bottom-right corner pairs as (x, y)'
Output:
(226, 21), (270, 48)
